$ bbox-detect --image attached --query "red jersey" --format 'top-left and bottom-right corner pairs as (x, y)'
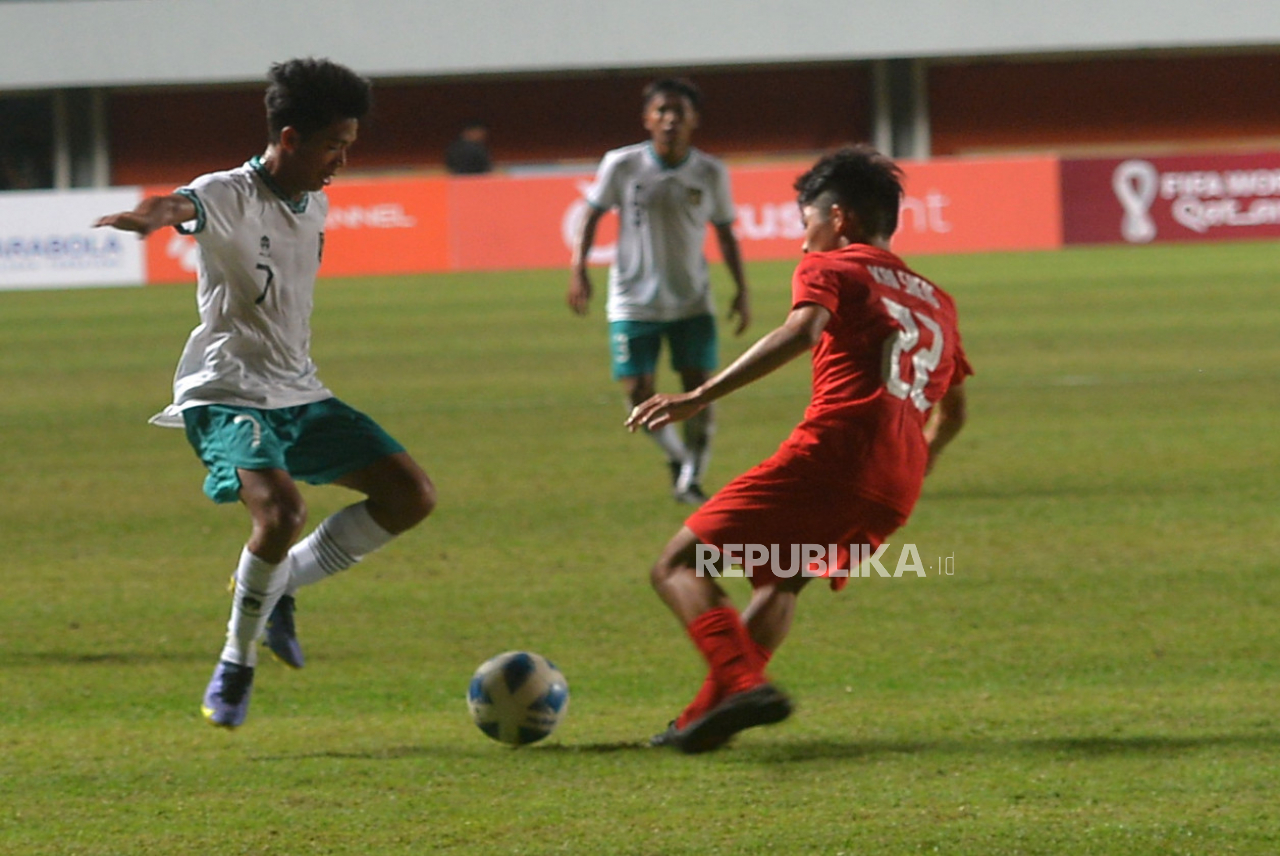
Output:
(781, 243), (972, 515)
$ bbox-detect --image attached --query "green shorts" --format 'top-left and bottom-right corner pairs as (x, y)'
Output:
(609, 314), (717, 380)
(182, 399), (406, 504)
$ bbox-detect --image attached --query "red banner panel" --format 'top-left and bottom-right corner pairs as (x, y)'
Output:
(1062, 151), (1280, 245)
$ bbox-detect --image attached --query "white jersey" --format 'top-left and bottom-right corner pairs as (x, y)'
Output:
(586, 143), (736, 323)
(165, 158), (333, 414)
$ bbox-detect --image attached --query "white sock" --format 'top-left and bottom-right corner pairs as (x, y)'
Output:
(645, 424), (689, 467)
(682, 406), (715, 485)
(219, 547), (288, 668)
(285, 502), (395, 594)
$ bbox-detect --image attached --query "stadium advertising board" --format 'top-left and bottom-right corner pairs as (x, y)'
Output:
(448, 156), (1063, 272)
(144, 179), (451, 284)
(17, 149), (1278, 290)
(1061, 151), (1280, 245)
(726, 157), (1062, 259)
(448, 173), (611, 272)
(0, 188), (145, 290)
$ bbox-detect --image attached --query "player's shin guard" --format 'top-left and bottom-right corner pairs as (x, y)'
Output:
(286, 501), (395, 593)
(220, 547), (288, 668)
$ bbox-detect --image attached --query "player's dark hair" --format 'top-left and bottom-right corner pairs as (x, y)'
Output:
(264, 58), (372, 141)
(794, 145), (904, 238)
(642, 77), (702, 111)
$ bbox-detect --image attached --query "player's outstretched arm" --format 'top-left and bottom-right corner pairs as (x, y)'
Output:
(923, 383), (968, 474)
(94, 194), (197, 237)
(714, 222), (751, 335)
(567, 205), (606, 315)
(626, 302), (829, 432)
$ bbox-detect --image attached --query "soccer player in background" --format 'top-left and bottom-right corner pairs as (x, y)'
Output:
(95, 58), (436, 728)
(569, 77), (751, 505)
(627, 145), (972, 753)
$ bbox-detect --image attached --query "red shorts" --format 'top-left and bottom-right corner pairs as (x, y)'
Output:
(686, 444), (907, 591)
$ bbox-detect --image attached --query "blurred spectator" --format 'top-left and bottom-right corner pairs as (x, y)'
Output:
(444, 121), (492, 175)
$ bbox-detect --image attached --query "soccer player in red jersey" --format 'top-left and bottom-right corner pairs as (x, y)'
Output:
(626, 145), (972, 753)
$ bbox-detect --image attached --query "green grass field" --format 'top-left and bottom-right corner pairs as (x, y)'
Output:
(1, 241), (1278, 854)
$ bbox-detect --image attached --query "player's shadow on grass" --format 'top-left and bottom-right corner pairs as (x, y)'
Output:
(255, 740), (653, 763)
(0, 650), (208, 667)
(749, 732), (1280, 764)
(255, 733), (1280, 764)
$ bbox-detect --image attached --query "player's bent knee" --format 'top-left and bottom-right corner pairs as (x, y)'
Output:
(383, 470), (435, 533)
(405, 473), (437, 525)
(251, 495), (307, 554)
(268, 497), (307, 538)
(650, 556), (692, 592)
(649, 560), (672, 591)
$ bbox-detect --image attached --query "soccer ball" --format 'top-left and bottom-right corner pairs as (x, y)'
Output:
(467, 651), (569, 746)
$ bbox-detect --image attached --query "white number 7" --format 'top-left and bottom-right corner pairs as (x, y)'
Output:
(881, 297), (944, 412)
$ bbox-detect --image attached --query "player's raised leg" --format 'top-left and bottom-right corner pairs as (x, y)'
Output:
(266, 451), (435, 668)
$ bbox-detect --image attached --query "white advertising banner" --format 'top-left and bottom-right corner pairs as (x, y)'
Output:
(0, 188), (146, 290)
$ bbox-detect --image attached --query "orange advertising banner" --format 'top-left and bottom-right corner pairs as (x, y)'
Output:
(897, 156), (1062, 254)
(143, 177), (450, 284)
(320, 177), (450, 276)
(446, 173), (617, 271)
(447, 156), (1062, 273)
(143, 156), (1061, 283)
(728, 156), (1063, 259)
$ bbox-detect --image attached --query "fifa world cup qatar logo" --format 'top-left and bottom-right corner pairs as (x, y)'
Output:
(1112, 160), (1159, 243)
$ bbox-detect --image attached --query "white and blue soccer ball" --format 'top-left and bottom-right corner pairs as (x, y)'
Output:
(467, 651), (569, 746)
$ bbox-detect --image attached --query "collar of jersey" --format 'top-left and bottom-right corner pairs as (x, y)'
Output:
(646, 142), (691, 171)
(249, 156), (310, 214)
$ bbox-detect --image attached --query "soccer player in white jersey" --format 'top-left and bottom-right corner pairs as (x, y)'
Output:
(94, 58), (436, 729)
(568, 78), (751, 505)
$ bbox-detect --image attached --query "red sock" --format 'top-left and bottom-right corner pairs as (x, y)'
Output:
(676, 673), (721, 729)
(748, 637), (774, 672)
(676, 610), (771, 727)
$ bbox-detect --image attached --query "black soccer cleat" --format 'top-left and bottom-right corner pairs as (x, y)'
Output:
(650, 720), (682, 748)
(675, 683), (792, 754)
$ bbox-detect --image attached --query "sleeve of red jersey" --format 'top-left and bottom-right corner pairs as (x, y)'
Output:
(790, 255), (841, 315)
